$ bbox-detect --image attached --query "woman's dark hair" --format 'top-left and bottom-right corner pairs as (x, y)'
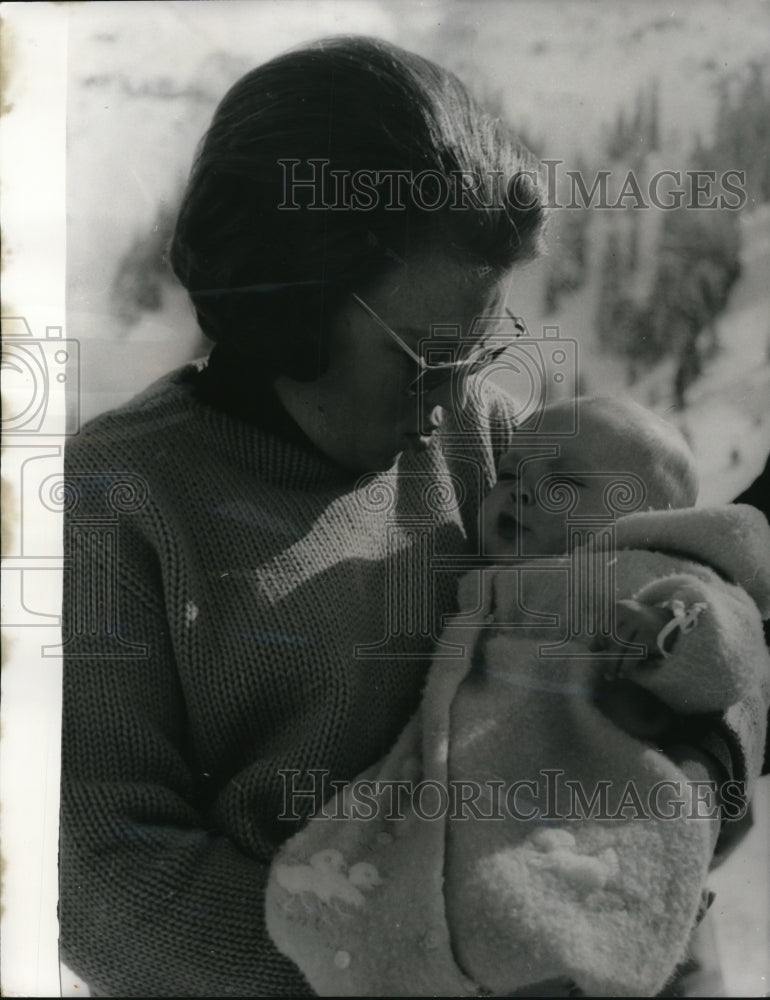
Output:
(169, 35), (546, 379)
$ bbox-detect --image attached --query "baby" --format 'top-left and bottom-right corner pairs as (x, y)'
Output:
(443, 395), (770, 995)
(478, 395), (744, 732)
(264, 396), (770, 998)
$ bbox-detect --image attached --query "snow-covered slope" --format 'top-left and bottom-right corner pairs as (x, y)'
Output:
(518, 200), (770, 506)
(426, 0), (770, 159)
(66, 1), (770, 498)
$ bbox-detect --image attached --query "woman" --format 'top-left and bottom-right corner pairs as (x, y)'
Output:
(60, 36), (746, 996)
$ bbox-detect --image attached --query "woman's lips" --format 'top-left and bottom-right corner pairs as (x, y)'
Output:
(403, 433), (434, 452)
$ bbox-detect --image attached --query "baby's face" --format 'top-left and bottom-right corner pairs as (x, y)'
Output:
(482, 430), (632, 557)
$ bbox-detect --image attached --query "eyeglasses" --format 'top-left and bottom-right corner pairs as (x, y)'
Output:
(351, 293), (527, 398)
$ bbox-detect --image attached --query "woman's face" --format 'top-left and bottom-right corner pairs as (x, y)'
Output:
(275, 250), (510, 473)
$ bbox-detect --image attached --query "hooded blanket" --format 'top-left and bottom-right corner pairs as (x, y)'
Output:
(265, 504), (770, 996)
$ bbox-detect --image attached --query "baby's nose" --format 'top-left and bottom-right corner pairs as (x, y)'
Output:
(513, 480), (532, 505)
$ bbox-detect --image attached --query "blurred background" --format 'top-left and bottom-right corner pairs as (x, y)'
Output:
(68, 0), (770, 506)
(63, 1), (769, 995)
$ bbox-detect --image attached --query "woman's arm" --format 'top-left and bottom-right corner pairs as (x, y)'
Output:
(60, 489), (311, 997)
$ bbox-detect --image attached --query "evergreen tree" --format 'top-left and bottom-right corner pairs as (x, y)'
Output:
(541, 207), (590, 314)
(596, 229), (623, 344)
(648, 77), (661, 152)
(627, 212), (641, 273)
(632, 88), (645, 149)
(606, 108), (628, 161)
(111, 200), (179, 325)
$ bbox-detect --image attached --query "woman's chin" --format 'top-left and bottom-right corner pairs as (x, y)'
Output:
(350, 448), (403, 475)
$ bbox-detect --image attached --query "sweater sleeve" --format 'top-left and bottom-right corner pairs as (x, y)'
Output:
(59, 479), (312, 996)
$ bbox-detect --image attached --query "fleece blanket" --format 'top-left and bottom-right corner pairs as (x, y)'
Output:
(265, 505), (770, 996)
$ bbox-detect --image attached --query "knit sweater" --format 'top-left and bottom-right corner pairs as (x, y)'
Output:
(60, 358), (755, 996)
(59, 359), (515, 996)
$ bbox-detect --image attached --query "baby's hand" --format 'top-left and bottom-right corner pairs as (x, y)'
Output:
(589, 598), (676, 678)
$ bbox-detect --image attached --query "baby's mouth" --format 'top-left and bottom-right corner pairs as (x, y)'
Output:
(497, 510), (526, 540)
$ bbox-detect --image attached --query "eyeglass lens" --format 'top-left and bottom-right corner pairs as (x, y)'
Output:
(408, 333), (519, 396)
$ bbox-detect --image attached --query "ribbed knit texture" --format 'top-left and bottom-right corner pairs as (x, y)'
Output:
(59, 361), (516, 996)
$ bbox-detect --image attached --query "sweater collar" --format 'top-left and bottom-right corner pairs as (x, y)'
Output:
(175, 356), (373, 491)
(192, 344), (317, 452)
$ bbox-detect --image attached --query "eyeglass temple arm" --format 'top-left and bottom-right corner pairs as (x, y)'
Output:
(352, 293), (526, 368)
(350, 293), (425, 367)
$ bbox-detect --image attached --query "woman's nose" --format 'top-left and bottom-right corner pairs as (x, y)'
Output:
(415, 393), (445, 432)
(424, 405), (444, 432)
(422, 378), (458, 415)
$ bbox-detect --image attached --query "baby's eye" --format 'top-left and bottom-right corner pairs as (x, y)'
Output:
(497, 471), (518, 483)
